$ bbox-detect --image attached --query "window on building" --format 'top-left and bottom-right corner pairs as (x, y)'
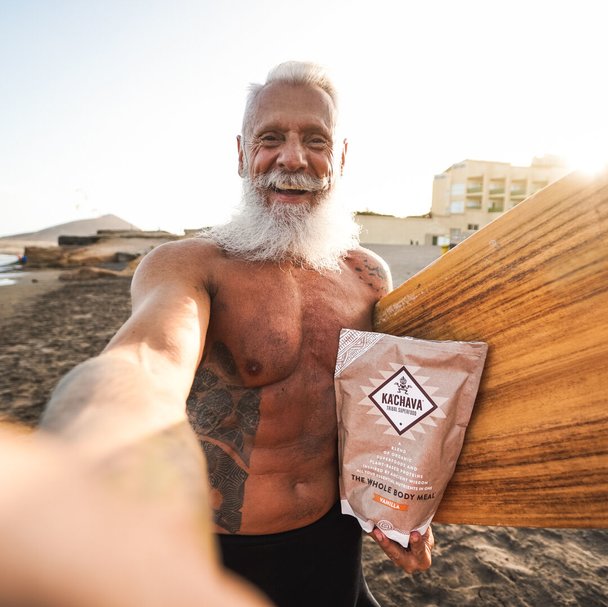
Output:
(488, 202), (504, 212)
(467, 224), (479, 230)
(450, 200), (464, 214)
(466, 178), (483, 194)
(451, 183), (465, 195)
(489, 179), (505, 194)
(450, 228), (462, 239)
(510, 179), (527, 202)
(511, 180), (526, 194)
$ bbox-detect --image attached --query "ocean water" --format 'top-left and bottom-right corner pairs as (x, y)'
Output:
(0, 254), (22, 284)
(0, 253), (19, 266)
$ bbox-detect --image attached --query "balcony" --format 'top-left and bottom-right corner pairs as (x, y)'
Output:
(510, 190), (527, 200)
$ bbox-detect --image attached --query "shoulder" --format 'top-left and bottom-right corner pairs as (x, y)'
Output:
(138, 236), (222, 267)
(135, 236), (225, 274)
(132, 236), (225, 298)
(347, 246), (391, 272)
(343, 246), (393, 297)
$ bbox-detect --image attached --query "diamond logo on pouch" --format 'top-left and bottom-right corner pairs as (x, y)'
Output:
(368, 367), (437, 435)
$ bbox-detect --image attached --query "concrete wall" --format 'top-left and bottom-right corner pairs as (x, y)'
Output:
(355, 214), (445, 246)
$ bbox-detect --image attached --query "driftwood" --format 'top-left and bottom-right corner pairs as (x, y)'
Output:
(374, 170), (608, 528)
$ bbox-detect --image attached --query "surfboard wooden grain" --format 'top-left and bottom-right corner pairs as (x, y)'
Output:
(373, 170), (608, 528)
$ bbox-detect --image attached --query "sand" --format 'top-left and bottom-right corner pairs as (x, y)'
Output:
(0, 247), (606, 606)
(0, 269), (64, 324)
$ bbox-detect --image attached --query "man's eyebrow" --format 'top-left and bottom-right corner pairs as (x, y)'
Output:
(253, 121), (332, 135)
(252, 123), (281, 134)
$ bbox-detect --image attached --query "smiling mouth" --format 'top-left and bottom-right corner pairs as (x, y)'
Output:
(271, 185), (310, 196)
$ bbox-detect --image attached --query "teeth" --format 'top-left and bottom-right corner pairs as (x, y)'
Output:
(276, 183), (308, 191)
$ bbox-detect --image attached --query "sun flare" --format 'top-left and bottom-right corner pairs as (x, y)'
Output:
(565, 151), (608, 176)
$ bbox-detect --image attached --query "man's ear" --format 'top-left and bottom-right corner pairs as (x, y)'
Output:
(340, 138), (348, 176)
(237, 135), (245, 177)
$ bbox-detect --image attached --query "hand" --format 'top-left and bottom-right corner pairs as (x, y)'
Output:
(0, 424), (271, 607)
(371, 526), (434, 574)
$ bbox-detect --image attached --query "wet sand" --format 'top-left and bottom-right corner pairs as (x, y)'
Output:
(0, 247), (606, 606)
(0, 269), (64, 323)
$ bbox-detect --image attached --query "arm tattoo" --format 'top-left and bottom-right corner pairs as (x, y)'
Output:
(363, 258), (386, 280)
(354, 258), (389, 294)
(187, 341), (261, 533)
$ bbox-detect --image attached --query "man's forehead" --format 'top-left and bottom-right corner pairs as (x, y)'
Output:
(251, 82), (336, 132)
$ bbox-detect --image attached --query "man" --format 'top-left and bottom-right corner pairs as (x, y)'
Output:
(41, 61), (433, 606)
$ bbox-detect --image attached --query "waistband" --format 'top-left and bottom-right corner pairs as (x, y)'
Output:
(216, 501), (352, 547)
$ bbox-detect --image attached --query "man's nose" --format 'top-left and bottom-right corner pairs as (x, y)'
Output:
(277, 136), (307, 172)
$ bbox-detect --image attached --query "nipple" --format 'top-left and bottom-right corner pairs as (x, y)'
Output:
(246, 360), (263, 376)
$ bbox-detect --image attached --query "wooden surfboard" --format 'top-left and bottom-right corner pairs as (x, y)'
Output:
(373, 169), (608, 528)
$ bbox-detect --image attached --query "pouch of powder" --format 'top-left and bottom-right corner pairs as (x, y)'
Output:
(335, 329), (488, 548)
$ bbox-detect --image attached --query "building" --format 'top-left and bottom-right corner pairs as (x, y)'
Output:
(357, 156), (571, 247)
(430, 155), (570, 244)
(355, 212), (446, 246)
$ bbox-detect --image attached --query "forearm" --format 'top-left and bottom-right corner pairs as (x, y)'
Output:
(38, 354), (214, 533)
(39, 353), (212, 514)
(40, 353), (190, 457)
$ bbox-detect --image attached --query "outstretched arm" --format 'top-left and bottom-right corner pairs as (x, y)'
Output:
(1, 242), (272, 606)
(37, 240), (216, 554)
(40, 240), (210, 457)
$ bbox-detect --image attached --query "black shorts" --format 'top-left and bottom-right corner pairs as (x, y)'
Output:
(217, 502), (381, 607)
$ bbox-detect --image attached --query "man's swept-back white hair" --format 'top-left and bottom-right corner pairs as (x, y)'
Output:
(241, 61), (339, 139)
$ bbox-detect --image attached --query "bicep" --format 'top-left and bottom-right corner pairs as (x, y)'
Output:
(103, 249), (211, 400)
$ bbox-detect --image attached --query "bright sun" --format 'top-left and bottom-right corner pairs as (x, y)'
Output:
(565, 150), (608, 176)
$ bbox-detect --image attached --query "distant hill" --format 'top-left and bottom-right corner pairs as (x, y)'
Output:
(1, 215), (140, 242)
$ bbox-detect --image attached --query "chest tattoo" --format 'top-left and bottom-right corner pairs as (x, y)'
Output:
(186, 341), (261, 533)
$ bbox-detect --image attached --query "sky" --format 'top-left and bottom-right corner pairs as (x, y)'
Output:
(1, 0), (607, 236)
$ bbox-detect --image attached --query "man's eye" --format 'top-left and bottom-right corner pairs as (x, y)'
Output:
(309, 138), (328, 148)
(260, 135), (280, 143)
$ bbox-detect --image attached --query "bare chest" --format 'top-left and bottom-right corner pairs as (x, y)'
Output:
(203, 266), (375, 387)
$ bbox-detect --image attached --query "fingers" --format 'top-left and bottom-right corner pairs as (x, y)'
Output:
(372, 527), (434, 574)
(409, 528), (434, 570)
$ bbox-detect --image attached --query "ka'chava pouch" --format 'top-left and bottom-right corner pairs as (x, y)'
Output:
(335, 329), (488, 548)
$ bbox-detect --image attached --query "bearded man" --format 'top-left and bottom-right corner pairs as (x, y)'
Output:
(41, 61), (434, 607)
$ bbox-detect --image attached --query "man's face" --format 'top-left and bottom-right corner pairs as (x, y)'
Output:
(238, 82), (345, 207)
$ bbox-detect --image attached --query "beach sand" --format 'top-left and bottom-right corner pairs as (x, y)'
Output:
(0, 247), (606, 606)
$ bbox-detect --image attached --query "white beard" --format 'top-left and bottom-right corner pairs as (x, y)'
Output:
(205, 174), (360, 273)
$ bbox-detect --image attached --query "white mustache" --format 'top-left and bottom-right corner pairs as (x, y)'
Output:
(253, 169), (330, 192)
